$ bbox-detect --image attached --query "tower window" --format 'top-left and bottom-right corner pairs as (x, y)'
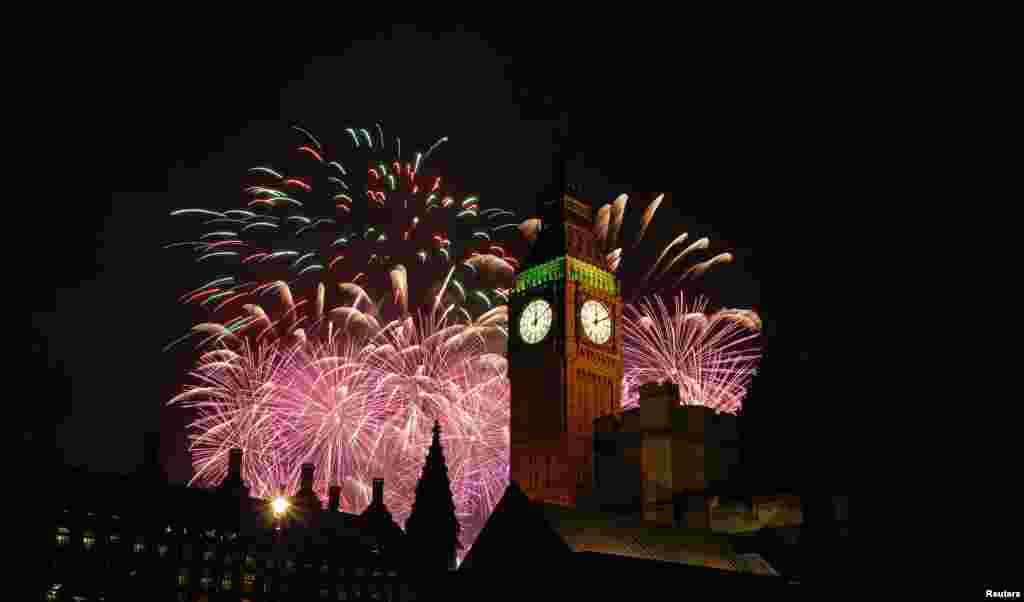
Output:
(56, 527), (70, 548)
(83, 531), (96, 551)
(177, 569), (189, 587)
(242, 573), (255, 592)
(109, 533), (121, 545)
(221, 575), (233, 591)
(133, 540), (145, 553)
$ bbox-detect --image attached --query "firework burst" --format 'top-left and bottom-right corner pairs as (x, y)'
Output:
(170, 309), (509, 552)
(622, 293), (762, 414)
(519, 192), (735, 299)
(165, 125), (522, 351)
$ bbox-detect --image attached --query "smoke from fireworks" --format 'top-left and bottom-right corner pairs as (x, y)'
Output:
(622, 293), (761, 413)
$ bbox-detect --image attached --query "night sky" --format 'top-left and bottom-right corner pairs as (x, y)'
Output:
(27, 28), (837, 489)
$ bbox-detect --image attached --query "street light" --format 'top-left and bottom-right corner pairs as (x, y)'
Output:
(271, 497), (289, 517)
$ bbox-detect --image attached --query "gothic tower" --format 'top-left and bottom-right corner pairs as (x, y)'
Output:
(508, 190), (625, 507)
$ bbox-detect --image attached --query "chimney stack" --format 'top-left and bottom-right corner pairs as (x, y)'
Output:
(372, 478), (384, 506)
(301, 463), (315, 492)
(328, 486), (341, 512)
(228, 449), (243, 482)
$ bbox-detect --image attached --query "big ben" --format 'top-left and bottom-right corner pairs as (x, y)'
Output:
(508, 189), (624, 507)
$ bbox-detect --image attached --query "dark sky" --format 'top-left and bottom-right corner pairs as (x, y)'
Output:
(27, 27), (840, 486)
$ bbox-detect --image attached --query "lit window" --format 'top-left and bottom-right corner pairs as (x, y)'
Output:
(244, 555), (256, 570)
(221, 575), (233, 591)
(109, 534), (121, 545)
(166, 525), (173, 534)
(177, 569), (189, 587)
(134, 540), (145, 553)
(242, 573), (255, 592)
(83, 531), (96, 551)
(56, 527), (70, 548)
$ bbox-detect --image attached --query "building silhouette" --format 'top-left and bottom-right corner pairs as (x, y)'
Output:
(42, 437), (424, 601)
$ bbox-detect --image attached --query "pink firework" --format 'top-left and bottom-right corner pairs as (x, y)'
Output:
(622, 293), (762, 414)
(169, 309), (509, 553)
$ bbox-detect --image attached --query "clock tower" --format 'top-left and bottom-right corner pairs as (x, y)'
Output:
(508, 190), (625, 507)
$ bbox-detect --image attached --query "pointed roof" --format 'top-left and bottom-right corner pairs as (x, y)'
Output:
(459, 481), (572, 571)
(406, 420), (460, 542)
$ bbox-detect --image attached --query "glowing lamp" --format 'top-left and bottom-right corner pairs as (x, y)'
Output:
(271, 497), (289, 516)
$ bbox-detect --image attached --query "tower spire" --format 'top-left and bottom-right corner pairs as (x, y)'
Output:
(405, 420), (462, 571)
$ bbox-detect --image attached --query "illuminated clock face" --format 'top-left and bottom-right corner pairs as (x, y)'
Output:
(519, 299), (553, 344)
(580, 299), (612, 344)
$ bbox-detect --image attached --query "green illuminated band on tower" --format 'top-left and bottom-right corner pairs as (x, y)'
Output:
(513, 256), (618, 295)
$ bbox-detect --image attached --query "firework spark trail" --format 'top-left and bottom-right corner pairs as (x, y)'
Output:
(622, 293), (761, 413)
(166, 126), (526, 351)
